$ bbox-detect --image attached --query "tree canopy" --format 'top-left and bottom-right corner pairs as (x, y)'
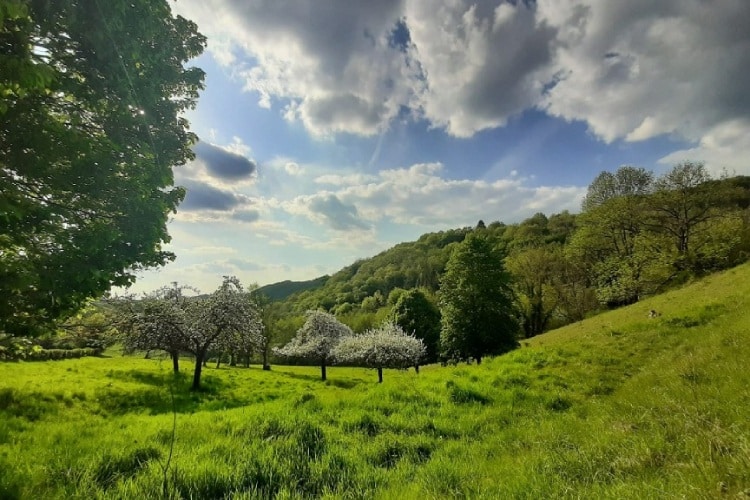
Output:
(439, 230), (519, 364)
(119, 277), (262, 390)
(273, 310), (353, 381)
(0, 0), (206, 335)
(333, 322), (425, 383)
(390, 288), (441, 363)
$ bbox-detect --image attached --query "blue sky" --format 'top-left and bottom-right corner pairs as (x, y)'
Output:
(127, 0), (750, 294)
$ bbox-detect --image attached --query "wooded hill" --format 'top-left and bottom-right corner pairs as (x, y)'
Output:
(262, 166), (750, 342)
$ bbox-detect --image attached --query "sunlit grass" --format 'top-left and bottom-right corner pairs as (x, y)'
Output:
(1, 263), (749, 498)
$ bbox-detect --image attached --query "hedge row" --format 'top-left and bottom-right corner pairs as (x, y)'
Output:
(0, 347), (100, 362)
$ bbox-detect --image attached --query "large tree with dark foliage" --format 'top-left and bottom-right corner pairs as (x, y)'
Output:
(390, 288), (441, 363)
(439, 229), (519, 364)
(0, 0), (205, 335)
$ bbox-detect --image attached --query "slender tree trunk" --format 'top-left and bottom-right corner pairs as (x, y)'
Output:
(244, 355), (250, 368)
(414, 364), (420, 374)
(377, 367), (383, 383)
(321, 362), (327, 381)
(229, 353), (236, 367)
(476, 355), (482, 365)
(192, 352), (205, 391)
(215, 354), (222, 369)
(171, 351), (179, 373)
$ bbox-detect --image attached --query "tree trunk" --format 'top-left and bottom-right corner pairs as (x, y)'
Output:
(244, 355), (250, 368)
(192, 352), (204, 391)
(229, 353), (236, 367)
(476, 355), (482, 365)
(377, 367), (383, 383)
(414, 364), (420, 374)
(263, 350), (271, 370)
(171, 352), (179, 373)
(320, 362), (327, 381)
(215, 354), (222, 369)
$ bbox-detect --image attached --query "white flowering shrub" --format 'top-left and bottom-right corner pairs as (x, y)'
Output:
(273, 310), (353, 380)
(333, 321), (426, 383)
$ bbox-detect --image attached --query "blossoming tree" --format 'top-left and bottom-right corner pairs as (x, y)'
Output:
(273, 310), (352, 381)
(333, 322), (426, 383)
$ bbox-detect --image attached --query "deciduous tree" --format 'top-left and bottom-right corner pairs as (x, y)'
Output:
(333, 322), (425, 383)
(0, 0), (205, 335)
(120, 277), (262, 390)
(273, 310), (353, 381)
(390, 289), (441, 363)
(439, 230), (519, 364)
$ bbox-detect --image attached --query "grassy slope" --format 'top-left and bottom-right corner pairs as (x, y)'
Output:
(1, 264), (749, 499)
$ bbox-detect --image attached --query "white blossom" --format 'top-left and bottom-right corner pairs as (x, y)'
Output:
(333, 321), (426, 382)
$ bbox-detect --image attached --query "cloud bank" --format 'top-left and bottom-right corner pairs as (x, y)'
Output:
(174, 0), (750, 171)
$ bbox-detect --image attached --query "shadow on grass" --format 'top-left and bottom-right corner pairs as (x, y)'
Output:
(274, 370), (325, 383)
(95, 373), (244, 415)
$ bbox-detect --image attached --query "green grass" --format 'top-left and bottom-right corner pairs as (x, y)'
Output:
(1, 264), (750, 498)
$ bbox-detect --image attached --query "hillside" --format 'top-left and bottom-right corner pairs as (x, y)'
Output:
(1, 262), (748, 497)
(256, 276), (329, 302)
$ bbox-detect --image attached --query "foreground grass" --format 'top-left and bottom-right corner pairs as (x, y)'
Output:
(1, 264), (749, 498)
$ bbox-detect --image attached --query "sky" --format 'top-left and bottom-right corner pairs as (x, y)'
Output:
(126, 0), (750, 294)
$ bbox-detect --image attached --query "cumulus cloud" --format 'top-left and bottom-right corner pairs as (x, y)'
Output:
(334, 163), (585, 226)
(314, 173), (378, 186)
(174, 0), (750, 168)
(267, 162), (584, 232)
(405, 0), (557, 137)
(538, 0), (750, 147)
(193, 141), (257, 180)
(658, 119), (750, 176)
(308, 194), (371, 231)
(179, 179), (251, 211)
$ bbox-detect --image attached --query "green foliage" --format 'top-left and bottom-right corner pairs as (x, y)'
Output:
(256, 276), (328, 302)
(1, 263), (750, 497)
(506, 245), (562, 337)
(390, 288), (441, 363)
(0, 0), (206, 336)
(439, 230), (519, 363)
(278, 228), (471, 314)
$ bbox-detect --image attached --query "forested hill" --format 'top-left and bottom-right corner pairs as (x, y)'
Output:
(271, 210), (577, 314)
(257, 276), (329, 301)
(265, 168), (750, 339)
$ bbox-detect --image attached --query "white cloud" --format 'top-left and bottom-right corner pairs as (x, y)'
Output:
(284, 162), (303, 176)
(174, 0), (750, 166)
(314, 173), (378, 186)
(658, 119), (750, 176)
(538, 0), (750, 150)
(273, 162), (585, 230)
(405, 0), (556, 137)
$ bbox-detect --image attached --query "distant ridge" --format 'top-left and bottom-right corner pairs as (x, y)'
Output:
(257, 276), (329, 301)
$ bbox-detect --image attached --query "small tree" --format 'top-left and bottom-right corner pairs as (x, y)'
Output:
(119, 277), (262, 390)
(186, 277), (262, 389)
(273, 310), (352, 381)
(118, 283), (194, 373)
(333, 322), (425, 383)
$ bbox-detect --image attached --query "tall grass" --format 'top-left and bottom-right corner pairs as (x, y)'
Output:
(1, 263), (749, 498)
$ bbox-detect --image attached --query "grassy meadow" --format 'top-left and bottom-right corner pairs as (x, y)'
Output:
(1, 264), (750, 499)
